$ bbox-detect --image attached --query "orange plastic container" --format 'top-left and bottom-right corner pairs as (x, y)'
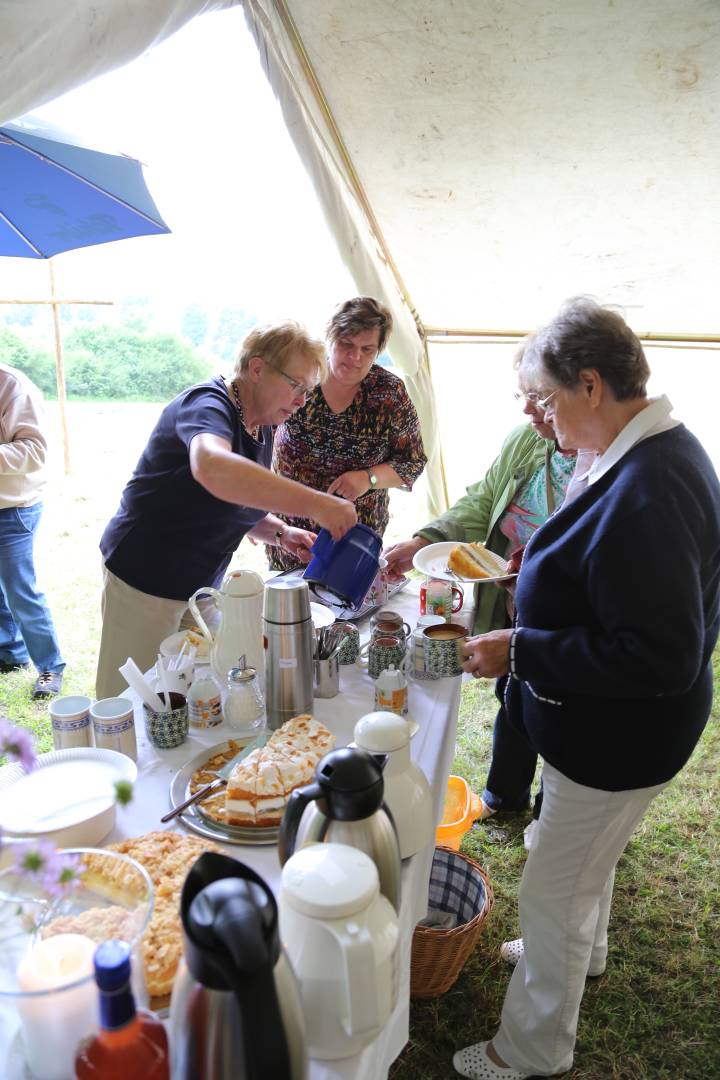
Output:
(436, 775), (482, 850)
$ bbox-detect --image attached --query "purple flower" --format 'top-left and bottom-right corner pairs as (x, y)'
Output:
(0, 718), (37, 771)
(14, 839), (60, 880)
(45, 852), (86, 897)
(14, 842), (87, 898)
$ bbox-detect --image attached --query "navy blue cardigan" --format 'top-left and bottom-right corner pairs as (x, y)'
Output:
(509, 425), (720, 790)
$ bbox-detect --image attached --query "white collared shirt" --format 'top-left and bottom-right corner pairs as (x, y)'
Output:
(586, 395), (679, 486)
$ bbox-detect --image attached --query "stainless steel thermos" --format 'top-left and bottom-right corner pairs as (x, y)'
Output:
(263, 578), (315, 730)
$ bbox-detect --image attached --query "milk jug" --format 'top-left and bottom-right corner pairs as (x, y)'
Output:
(188, 570), (264, 685)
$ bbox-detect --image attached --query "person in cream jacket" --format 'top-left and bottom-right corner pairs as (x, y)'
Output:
(0, 364), (64, 698)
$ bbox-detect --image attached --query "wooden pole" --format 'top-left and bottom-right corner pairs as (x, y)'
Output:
(48, 260), (71, 475)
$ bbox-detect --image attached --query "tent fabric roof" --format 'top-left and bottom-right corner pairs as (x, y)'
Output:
(0, 0), (236, 128)
(278, 0), (720, 334)
(1, 0), (718, 505)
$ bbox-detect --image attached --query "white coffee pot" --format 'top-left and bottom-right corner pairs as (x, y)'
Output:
(353, 711), (433, 858)
(279, 842), (399, 1061)
(188, 569), (264, 684)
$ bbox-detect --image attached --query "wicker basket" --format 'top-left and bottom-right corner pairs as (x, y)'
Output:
(410, 845), (494, 998)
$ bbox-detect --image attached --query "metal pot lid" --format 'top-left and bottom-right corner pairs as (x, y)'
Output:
(263, 577), (311, 624)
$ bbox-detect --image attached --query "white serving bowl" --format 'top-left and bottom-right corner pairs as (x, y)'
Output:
(0, 747), (137, 849)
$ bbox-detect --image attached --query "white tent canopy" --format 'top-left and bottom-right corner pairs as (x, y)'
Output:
(2, 0), (719, 508)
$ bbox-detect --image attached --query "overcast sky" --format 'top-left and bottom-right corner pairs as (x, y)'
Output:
(0, 6), (353, 336)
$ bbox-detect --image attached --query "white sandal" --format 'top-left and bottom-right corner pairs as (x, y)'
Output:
(500, 936), (606, 977)
(500, 937), (524, 966)
(453, 1040), (530, 1079)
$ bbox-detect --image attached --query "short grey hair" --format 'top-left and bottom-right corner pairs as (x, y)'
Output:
(521, 297), (650, 401)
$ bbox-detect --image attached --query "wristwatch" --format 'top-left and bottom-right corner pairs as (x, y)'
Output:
(366, 468), (378, 488)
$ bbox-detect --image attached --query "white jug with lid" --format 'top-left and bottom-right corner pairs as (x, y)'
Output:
(353, 711), (433, 858)
(188, 569), (264, 684)
(279, 842), (399, 1060)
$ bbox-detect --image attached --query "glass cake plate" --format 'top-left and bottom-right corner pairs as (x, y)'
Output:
(169, 740), (278, 846)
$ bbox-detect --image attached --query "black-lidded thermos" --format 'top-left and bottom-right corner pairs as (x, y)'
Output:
(263, 579), (314, 730)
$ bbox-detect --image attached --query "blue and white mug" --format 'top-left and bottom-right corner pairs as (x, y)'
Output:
(90, 696), (138, 761)
(48, 695), (93, 750)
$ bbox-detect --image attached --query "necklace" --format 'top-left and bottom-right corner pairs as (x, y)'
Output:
(230, 379), (260, 440)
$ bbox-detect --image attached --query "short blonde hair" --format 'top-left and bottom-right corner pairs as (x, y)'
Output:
(234, 321), (327, 382)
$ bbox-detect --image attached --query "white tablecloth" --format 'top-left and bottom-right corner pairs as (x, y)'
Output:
(5, 582), (463, 1080)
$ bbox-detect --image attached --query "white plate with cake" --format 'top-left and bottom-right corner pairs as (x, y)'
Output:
(168, 716), (336, 845)
(413, 541), (517, 584)
(160, 627), (211, 662)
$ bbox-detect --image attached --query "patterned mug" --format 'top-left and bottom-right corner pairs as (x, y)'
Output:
(370, 610), (412, 644)
(420, 578), (464, 621)
(411, 615), (445, 680)
(143, 691), (189, 749)
(363, 557), (390, 607)
(421, 623), (469, 678)
(338, 622), (361, 665)
(357, 634), (410, 680)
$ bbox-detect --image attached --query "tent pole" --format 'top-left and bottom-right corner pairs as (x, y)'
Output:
(48, 260), (71, 474)
(424, 326), (720, 345)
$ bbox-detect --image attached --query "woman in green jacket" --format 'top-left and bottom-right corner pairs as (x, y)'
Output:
(384, 393), (578, 826)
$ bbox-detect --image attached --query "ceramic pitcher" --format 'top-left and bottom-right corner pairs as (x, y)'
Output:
(188, 569), (264, 684)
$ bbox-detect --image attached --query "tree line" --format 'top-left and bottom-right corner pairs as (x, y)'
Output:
(0, 323), (214, 401)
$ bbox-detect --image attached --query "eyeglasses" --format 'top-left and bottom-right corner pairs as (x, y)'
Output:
(268, 364), (316, 399)
(513, 389), (560, 413)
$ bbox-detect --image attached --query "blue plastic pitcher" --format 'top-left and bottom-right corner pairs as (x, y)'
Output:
(303, 524), (382, 609)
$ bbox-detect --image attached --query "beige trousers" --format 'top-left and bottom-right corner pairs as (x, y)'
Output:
(96, 565), (217, 699)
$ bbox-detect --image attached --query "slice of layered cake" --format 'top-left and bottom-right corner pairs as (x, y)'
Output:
(225, 716), (335, 827)
(225, 750), (260, 826)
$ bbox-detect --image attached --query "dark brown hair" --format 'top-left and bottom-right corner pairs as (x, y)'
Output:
(326, 296), (393, 353)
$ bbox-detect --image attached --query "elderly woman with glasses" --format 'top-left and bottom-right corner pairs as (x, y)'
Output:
(453, 298), (720, 1080)
(384, 362), (585, 830)
(266, 296), (427, 572)
(96, 321), (358, 698)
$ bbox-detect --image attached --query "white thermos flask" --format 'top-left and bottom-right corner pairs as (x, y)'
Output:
(263, 579), (315, 730)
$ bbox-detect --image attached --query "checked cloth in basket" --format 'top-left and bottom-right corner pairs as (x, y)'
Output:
(427, 847), (488, 924)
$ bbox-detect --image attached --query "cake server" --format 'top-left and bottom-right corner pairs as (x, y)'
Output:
(161, 732), (268, 823)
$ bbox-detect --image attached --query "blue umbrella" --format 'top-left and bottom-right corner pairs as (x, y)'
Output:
(0, 115), (170, 258)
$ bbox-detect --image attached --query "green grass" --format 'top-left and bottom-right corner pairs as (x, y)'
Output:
(390, 655), (720, 1080)
(1, 401), (718, 1079)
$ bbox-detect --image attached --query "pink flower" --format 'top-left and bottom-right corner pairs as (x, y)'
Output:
(0, 718), (37, 771)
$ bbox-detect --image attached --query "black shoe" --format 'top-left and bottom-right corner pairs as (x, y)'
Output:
(32, 671), (64, 699)
(0, 660), (30, 674)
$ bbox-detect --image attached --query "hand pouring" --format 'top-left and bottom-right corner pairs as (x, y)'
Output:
(303, 524), (382, 610)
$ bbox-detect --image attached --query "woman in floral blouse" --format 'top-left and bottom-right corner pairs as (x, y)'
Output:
(267, 296), (427, 571)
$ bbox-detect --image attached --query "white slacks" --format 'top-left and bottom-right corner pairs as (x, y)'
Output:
(96, 565), (217, 699)
(493, 762), (668, 1076)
